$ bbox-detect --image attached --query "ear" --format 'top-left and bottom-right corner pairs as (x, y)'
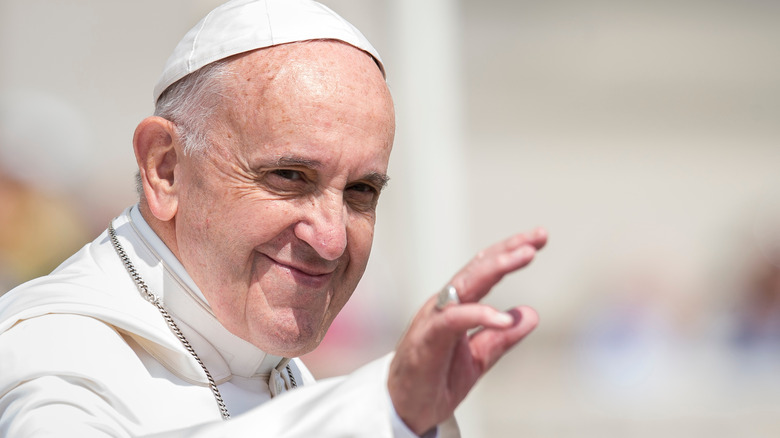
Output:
(133, 116), (181, 222)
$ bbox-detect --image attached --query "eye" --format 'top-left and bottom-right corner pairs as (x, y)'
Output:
(345, 182), (380, 211)
(347, 183), (377, 194)
(261, 168), (312, 195)
(271, 169), (304, 181)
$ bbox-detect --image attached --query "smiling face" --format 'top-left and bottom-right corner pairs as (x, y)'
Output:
(167, 41), (395, 357)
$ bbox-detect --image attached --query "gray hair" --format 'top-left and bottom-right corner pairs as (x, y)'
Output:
(136, 59), (234, 195)
(154, 59), (234, 155)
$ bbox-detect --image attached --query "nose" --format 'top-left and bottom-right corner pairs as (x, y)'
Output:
(293, 192), (348, 261)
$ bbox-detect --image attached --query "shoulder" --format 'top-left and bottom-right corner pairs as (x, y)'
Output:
(0, 313), (147, 401)
(0, 228), (160, 336)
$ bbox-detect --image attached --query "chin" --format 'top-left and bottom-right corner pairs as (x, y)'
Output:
(255, 317), (325, 357)
(262, 337), (320, 358)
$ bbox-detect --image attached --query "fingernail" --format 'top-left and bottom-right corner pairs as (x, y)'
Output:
(493, 312), (515, 326)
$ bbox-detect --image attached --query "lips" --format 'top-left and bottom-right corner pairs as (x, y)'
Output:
(263, 253), (337, 287)
(282, 261), (334, 277)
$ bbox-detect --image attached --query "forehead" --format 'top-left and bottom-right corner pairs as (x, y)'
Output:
(226, 41), (390, 119)
(211, 41), (395, 170)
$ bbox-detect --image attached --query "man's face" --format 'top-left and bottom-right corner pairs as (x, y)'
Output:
(171, 42), (395, 357)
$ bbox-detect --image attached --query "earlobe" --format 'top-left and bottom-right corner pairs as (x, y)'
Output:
(133, 116), (180, 222)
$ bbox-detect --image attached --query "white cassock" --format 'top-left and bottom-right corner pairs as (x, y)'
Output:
(0, 205), (459, 437)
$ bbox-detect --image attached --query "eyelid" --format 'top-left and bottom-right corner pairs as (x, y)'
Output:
(271, 168), (305, 180)
(266, 166), (315, 182)
(347, 181), (382, 194)
(258, 168), (316, 195)
(351, 174), (389, 193)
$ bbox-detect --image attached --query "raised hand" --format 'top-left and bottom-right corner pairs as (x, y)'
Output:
(388, 228), (548, 435)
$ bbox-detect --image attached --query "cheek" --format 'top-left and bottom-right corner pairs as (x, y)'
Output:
(347, 217), (375, 269)
(321, 222), (374, 336)
(176, 173), (223, 230)
(337, 218), (375, 303)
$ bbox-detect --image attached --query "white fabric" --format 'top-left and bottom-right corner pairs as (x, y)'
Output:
(0, 206), (457, 437)
(153, 0), (385, 103)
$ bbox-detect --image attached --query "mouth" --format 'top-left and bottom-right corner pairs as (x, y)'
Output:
(263, 254), (336, 288)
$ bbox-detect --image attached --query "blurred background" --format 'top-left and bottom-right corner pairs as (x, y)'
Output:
(1, 0), (779, 436)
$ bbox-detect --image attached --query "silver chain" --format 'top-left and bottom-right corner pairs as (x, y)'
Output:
(107, 223), (299, 420)
(108, 223), (231, 420)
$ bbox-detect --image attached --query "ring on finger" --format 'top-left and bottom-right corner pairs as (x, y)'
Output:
(435, 284), (460, 310)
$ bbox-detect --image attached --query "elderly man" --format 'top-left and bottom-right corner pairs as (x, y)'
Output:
(0, 0), (547, 436)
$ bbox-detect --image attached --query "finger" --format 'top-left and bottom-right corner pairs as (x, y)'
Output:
(436, 303), (517, 334)
(415, 303), (519, 361)
(450, 227), (548, 304)
(466, 306), (539, 373)
(490, 227), (548, 253)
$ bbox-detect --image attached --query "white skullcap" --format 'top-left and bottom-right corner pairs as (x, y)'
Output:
(153, 0), (384, 103)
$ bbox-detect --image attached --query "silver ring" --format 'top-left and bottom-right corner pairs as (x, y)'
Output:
(435, 285), (460, 310)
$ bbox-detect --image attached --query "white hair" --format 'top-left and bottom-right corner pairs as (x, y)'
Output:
(154, 59), (234, 155)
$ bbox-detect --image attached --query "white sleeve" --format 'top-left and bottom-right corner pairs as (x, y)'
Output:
(389, 396), (460, 438)
(390, 395), (427, 438)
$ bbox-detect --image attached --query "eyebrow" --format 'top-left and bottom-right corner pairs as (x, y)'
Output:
(272, 156), (322, 168)
(364, 172), (391, 190)
(270, 155), (390, 189)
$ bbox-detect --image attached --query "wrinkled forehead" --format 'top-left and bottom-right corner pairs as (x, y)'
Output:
(233, 41), (386, 98)
(218, 41), (393, 126)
